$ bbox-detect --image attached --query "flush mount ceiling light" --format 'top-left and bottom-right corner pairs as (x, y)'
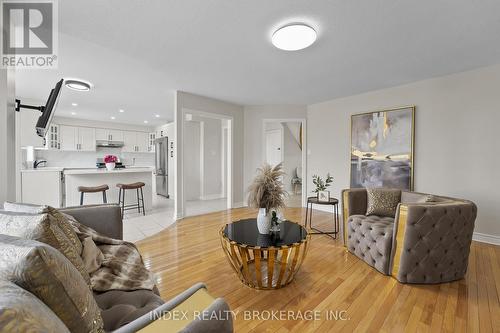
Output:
(71, 102), (78, 106)
(272, 24), (317, 51)
(119, 109), (125, 113)
(110, 116), (116, 120)
(64, 79), (92, 91)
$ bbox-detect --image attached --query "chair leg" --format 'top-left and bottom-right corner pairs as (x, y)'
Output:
(136, 188), (141, 213)
(80, 192), (84, 206)
(121, 189), (126, 218)
(103, 190), (107, 204)
(140, 187), (145, 216)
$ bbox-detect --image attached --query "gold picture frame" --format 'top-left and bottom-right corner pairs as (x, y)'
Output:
(349, 106), (415, 191)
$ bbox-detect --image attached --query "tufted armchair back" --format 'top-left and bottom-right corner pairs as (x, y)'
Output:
(342, 188), (477, 284)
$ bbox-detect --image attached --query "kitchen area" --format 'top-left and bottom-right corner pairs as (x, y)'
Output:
(18, 113), (175, 217)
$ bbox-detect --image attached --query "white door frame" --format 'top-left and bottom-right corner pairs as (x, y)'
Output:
(262, 118), (307, 207)
(181, 108), (234, 217)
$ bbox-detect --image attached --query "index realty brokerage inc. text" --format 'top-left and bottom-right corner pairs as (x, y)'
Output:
(151, 310), (350, 321)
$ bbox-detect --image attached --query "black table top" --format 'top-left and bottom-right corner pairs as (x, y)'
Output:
(223, 219), (307, 248)
(307, 196), (339, 205)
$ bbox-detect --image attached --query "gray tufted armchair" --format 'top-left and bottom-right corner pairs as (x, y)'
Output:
(341, 188), (477, 284)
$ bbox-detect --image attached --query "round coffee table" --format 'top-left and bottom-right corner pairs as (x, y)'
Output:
(220, 219), (309, 290)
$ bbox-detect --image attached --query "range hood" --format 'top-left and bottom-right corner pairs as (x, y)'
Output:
(96, 140), (124, 148)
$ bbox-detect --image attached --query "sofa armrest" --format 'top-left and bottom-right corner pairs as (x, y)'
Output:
(60, 204), (123, 240)
(112, 283), (233, 333)
(390, 201), (477, 283)
(341, 188), (367, 246)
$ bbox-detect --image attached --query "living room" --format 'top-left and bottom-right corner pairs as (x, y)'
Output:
(0, 1), (499, 332)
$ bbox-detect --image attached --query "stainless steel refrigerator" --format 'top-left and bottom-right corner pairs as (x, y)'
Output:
(155, 137), (169, 197)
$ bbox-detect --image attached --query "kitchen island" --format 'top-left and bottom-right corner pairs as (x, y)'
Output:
(64, 167), (154, 210)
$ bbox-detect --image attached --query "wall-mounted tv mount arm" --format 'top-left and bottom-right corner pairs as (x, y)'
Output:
(14, 99), (45, 113)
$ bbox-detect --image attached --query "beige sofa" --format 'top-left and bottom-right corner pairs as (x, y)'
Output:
(342, 189), (477, 284)
(0, 204), (233, 333)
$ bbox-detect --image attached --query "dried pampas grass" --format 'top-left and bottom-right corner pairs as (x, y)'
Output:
(247, 163), (287, 212)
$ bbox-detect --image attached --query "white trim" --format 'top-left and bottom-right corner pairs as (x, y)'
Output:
(473, 232), (500, 245)
(233, 201), (246, 208)
(200, 193), (225, 200)
(199, 120), (205, 199)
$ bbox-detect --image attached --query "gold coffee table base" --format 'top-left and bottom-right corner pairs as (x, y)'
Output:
(219, 226), (310, 290)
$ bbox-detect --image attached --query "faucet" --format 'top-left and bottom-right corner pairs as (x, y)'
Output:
(33, 160), (47, 169)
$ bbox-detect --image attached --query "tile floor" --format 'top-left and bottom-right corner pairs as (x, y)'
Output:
(123, 195), (228, 242)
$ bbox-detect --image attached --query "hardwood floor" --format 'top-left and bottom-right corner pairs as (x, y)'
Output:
(136, 207), (500, 332)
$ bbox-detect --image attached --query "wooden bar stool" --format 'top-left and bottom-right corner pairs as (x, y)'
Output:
(116, 182), (146, 217)
(77, 185), (109, 205)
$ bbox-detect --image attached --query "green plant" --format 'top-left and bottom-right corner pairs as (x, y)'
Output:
(312, 173), (333, 193)
(247, 163), (287, 212)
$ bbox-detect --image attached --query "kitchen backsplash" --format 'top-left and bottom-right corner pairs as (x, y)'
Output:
(35, 148), (155, 168)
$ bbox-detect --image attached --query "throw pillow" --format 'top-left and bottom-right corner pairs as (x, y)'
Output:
(366, 188), (401, 217)
(0, 235), (104, 333)
(0, 211), (90, 285)
(3, 202), (83, 255)
(0, 280), (70, 333)
(81, 236), (104, 274)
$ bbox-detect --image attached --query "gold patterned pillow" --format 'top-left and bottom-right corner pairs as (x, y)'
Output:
(3, 202), (83, 255)
(0, 280), (70, 332)
(0, 211), (90, 285)
(0, 235), (103, 333)
(366, 188), (401, 217)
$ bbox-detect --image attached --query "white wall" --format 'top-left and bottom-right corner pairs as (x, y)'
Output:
(307, 64), (500, 239)
(201, 117), (223, 199)
(282, 122), (302, 192)
(183, 121), (201, 200)
(174, 91), (244, 218)
(0, 69), (16, 203)
(243, 105), (306, 201)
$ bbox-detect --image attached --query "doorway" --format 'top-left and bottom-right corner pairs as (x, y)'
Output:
(182, 110), (233, 217)
(263, 120), (306, 207)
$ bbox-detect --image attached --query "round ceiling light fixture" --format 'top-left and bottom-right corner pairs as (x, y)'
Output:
(64, 79), (92, 91)
(272, 23), (317, 51)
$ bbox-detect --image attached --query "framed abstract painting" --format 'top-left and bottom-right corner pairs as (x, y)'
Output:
(350, 106), (415, 190)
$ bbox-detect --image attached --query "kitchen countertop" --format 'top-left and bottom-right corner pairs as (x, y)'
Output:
(21, 167), (65, 173)
(63, 167), (153, 175)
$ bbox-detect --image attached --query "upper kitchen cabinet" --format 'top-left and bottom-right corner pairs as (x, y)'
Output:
(60, 125), (95, 151)
(123, 131), (150, 153)
(95, 128), (124, 142)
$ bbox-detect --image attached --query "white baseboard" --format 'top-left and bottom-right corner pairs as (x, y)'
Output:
(200, 193), (224, 200)
(473, 232), (500, 245)
(233, 201), (246, 208)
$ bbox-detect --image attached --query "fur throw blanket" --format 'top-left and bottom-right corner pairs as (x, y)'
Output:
(63, 213), (157, 292)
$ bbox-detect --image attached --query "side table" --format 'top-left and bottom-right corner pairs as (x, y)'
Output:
(304, 196), (339, 239)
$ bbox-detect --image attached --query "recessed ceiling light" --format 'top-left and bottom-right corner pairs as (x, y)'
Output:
(110, 116), (116, 120)
(71, 112), (76, 115)
(144, 120), (149, 124)
(71, 103), (78, 106)
(64, 79), (92, 91)
(155, 114), (160, 118)
(272, 24), (317, 51)
(119, 109), (124, 113)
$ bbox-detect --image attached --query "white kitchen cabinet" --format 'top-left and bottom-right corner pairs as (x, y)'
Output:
(21, 169), (63, 208)
(60, 125), (95, 151)
(44, 123), (60, 150)
(123, 131), (151, 153)
(78, 127), (96, 151)
(122, 131), (137, 152)
(60, 125), (78, 151)
(148, 132), (156, 152)
(96, 128), (123, 141)
(136, 132), (149, 152)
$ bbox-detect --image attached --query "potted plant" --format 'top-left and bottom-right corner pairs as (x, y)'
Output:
(312, 173), (333, 202)
(104, 155), (118, 171)
(247, 163), (287, 234)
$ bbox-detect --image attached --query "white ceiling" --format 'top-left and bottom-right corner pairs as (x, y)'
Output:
(16, 0), (500, 125)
